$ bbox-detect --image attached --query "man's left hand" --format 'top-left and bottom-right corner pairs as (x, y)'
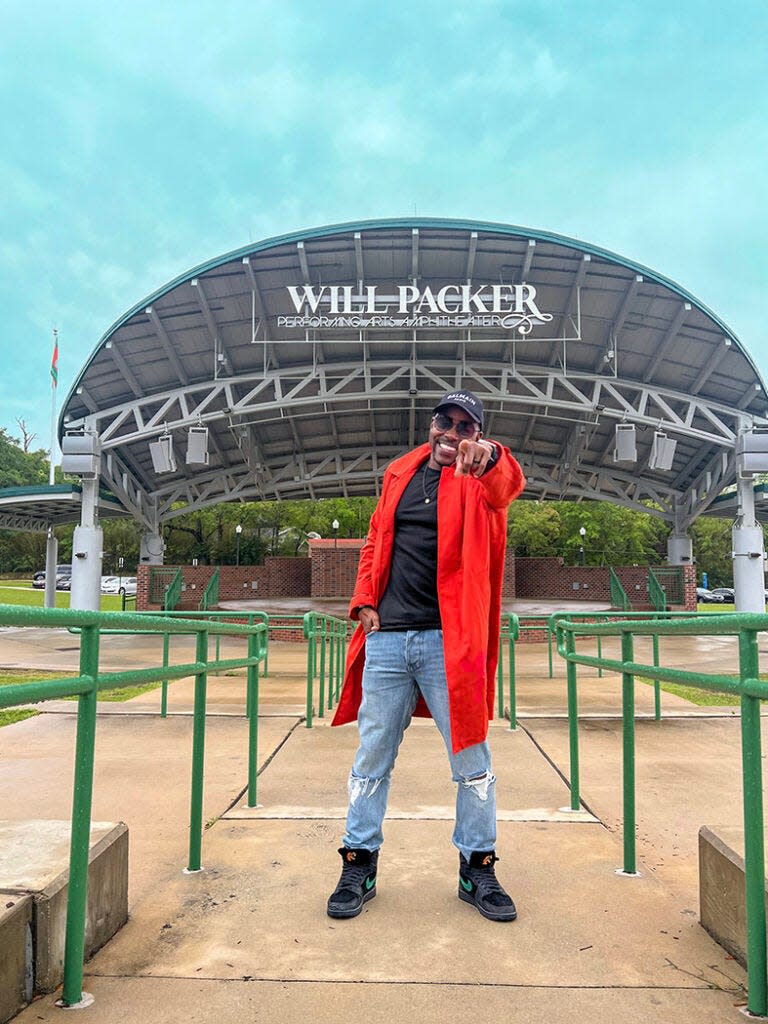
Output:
(455, 439), (495, 478)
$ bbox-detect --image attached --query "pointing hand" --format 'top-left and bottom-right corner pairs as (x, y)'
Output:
(455, 439), (495, 478)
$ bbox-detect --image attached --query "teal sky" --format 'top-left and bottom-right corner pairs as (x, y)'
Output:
(1, 0), (765, 450)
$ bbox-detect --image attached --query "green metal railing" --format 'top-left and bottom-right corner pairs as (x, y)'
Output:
(554, 611), (768, 1017)
(0, 603), (267, 1009)
(497, 613), (519, 727)
(547, 609), (702, 722)
(647, 568), (667, 612)
(162, 568), (183, 611)
(652, 565), (685, 605)
(303, 612), (348, 726)
(609, 567), (630, 611)
(147, 567), (179, 604)
(199, 568), (220, 611)
(153, 610), (269, 713)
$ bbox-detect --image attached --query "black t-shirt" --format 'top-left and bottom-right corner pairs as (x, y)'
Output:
(376, 462), (441, 631)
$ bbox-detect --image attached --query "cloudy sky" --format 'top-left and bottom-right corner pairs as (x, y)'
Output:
(1, 0), (765, 451)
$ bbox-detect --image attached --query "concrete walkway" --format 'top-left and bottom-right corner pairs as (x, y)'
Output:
(0, 631), (760, 1021)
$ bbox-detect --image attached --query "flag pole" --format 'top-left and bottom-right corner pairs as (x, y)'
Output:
(49, 328), (58, 486)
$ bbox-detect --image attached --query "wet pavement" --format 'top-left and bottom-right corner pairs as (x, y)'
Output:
(0, 625), (761, 1022)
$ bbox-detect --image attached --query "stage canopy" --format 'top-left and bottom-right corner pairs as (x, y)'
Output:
(58, 219), (767, 532)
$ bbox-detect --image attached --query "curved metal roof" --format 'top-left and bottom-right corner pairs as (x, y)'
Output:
(59, 218), (768, 531)
(0, 485), (128, 532)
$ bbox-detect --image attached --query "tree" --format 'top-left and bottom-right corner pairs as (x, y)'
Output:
(0, 427), (49, 488)
(14, 418), (37, 453)
(691, 517), (733, 586)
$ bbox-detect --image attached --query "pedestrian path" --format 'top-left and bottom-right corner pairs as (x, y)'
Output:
(0, 633), (755, 1021)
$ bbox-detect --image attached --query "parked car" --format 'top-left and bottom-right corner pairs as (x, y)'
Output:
(709, 587), (735, 603)
(696, 587), (724, 603)
(32, 565), (72, 589)
(101, 576), (137, 596)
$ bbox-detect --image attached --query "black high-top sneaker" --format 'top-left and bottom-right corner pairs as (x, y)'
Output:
(326, 847), (379, 919)
(458, 850), (517, 922)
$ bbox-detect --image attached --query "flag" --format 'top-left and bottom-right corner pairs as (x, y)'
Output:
(51, 333), (58, 388)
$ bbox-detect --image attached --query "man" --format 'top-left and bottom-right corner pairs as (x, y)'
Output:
(327, 389), (525, 922)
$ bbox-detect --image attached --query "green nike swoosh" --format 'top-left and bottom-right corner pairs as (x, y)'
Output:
(460, 876), (473, 893)
(365, 876), (376, 891)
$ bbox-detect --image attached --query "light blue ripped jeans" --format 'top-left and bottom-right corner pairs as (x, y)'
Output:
(342, 629), (496, 859)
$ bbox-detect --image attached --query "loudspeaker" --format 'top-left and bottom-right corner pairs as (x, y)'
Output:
(737, 431), (768, 473)
(186, 426), (209, 465)
(61, 433), (100, 477)
(149, 435), (176, 474)
(648, 431), (677, 471)
(613, 423), (637, 463)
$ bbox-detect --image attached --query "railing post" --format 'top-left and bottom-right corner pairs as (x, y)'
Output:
(597, 635), (603, 678)
(60, 623), (100, 1008)
(186, 630), (208, 873)
(565, 630), (580, 811)
(247, 631), (260, 808)
(318, 619), (327, 718)
(304, 613), (315, 728)
(328, 623), (335, 712)
(161, 631), (170, 718)
(335, 620), (343, 703)
(621, 630), (638, 875)
(740, 628), (768, 1018)
(547, 622), (554, 678)
(508, 626), (516, 730)
(652, 633), (661, 721)
(496, 630), (504, 719)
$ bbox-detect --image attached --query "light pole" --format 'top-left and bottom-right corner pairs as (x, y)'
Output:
(331, 518), (340, 549)
(235, 523), (242, 567)
(579, 525), (586, 566)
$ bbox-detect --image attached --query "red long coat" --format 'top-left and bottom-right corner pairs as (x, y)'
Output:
(331, 442), (525, 753)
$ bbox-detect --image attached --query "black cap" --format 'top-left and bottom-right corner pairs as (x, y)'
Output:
(433, 389), (484, 428)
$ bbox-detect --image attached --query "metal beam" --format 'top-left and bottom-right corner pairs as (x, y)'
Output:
(644, 302), (691, 380)
(411, 228), (419, 280)
(297, 240), (310, 283)
(105, 341), (142, 397)
(465, 231), (478, 281)
(191, 277), (232, 374)
(146, 306), (189, 385)
(73, 360), (751, 457)
(690, 337), (731, 394)
(519, 239), (536, 282)
(613, 274), (643, 335)
(354, 232), (364, 282)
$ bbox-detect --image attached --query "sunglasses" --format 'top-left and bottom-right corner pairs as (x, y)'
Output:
(432, 412), (478, 438)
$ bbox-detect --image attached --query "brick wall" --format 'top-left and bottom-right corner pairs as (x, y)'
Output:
(515, 558), (611, 600)
(502, 549), (516, 600)
(137, 557), (311, 610)
(266, 557), (312, 597)
(309, 539), (365, 599)
(682, 563), (697, 611)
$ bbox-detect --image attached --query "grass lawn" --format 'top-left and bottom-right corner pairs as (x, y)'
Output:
(0, 668), (163, 728)
(0, 583), (124, 612)
(640, 677), (739, 706)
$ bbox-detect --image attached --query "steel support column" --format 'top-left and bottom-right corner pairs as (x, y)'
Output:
(69, 477), (103, 612)
(733, 467), (767, 613)
(44, 526), (58, 609)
